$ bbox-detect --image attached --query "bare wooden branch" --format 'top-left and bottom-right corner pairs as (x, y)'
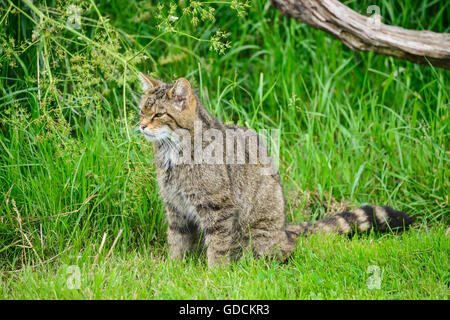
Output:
(270, 0), (450, 69)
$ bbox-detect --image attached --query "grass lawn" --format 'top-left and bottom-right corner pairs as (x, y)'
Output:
(0, 0), (449, 299)
(1, 226), (448, 299)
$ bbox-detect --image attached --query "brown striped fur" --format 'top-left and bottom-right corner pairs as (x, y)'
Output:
(138, 74), (414, 267)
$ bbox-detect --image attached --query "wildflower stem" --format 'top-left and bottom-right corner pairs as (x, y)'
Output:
(18, 0), (137, 72)
(126, 31), (169, 65)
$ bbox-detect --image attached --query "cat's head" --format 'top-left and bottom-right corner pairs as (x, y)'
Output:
(138, 72), (197, 142)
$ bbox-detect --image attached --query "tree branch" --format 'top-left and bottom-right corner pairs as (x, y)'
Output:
(270, 0), (450, 69)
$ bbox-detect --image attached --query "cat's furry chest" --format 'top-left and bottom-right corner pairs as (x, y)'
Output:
(155, 162), (231, 228)
(157, 167), (201, 225)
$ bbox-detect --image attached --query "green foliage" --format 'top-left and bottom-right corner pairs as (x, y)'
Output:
(1, 226), (448, 299)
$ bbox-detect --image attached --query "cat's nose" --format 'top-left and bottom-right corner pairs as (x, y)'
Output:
(140, 124), (147, 130)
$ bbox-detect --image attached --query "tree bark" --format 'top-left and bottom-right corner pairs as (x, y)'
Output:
(270, 0), (450, 69)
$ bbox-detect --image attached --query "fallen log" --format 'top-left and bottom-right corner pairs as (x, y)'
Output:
(270, 0), (450, 69)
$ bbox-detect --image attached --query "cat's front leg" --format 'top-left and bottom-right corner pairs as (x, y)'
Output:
(166, 207), (199, 260)
(201, 206), (236, 267)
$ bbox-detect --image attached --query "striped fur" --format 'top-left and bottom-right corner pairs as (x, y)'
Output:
(285, 205), (415, 238)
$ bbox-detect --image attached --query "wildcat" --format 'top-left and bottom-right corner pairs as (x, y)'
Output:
(138, 73), (414, 267)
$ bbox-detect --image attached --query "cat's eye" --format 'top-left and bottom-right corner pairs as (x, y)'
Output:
(153, 113), (165, 118)
(139, 110), (144, 116)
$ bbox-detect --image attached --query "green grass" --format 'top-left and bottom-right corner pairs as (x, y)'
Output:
(0, 0), (449, 299)
(1, 226), (448, 299)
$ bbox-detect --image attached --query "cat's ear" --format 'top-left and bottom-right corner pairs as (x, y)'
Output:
(168, 78), (195, 111)
(139, 72), (161, 91)
(169, 78), (191, 99)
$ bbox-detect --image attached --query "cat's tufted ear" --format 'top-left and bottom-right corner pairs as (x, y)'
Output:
(168, 78), (195, 111)
(169, 78), (191, 99)
(139, 72), (161, 91)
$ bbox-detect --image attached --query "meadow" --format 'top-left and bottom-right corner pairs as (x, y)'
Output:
(0, 0), (448, 299)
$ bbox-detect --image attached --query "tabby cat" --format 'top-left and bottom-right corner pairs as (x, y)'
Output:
(138, 73), (414, 267)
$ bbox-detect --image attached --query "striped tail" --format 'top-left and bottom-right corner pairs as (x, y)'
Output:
(285, 205), (414, 237)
